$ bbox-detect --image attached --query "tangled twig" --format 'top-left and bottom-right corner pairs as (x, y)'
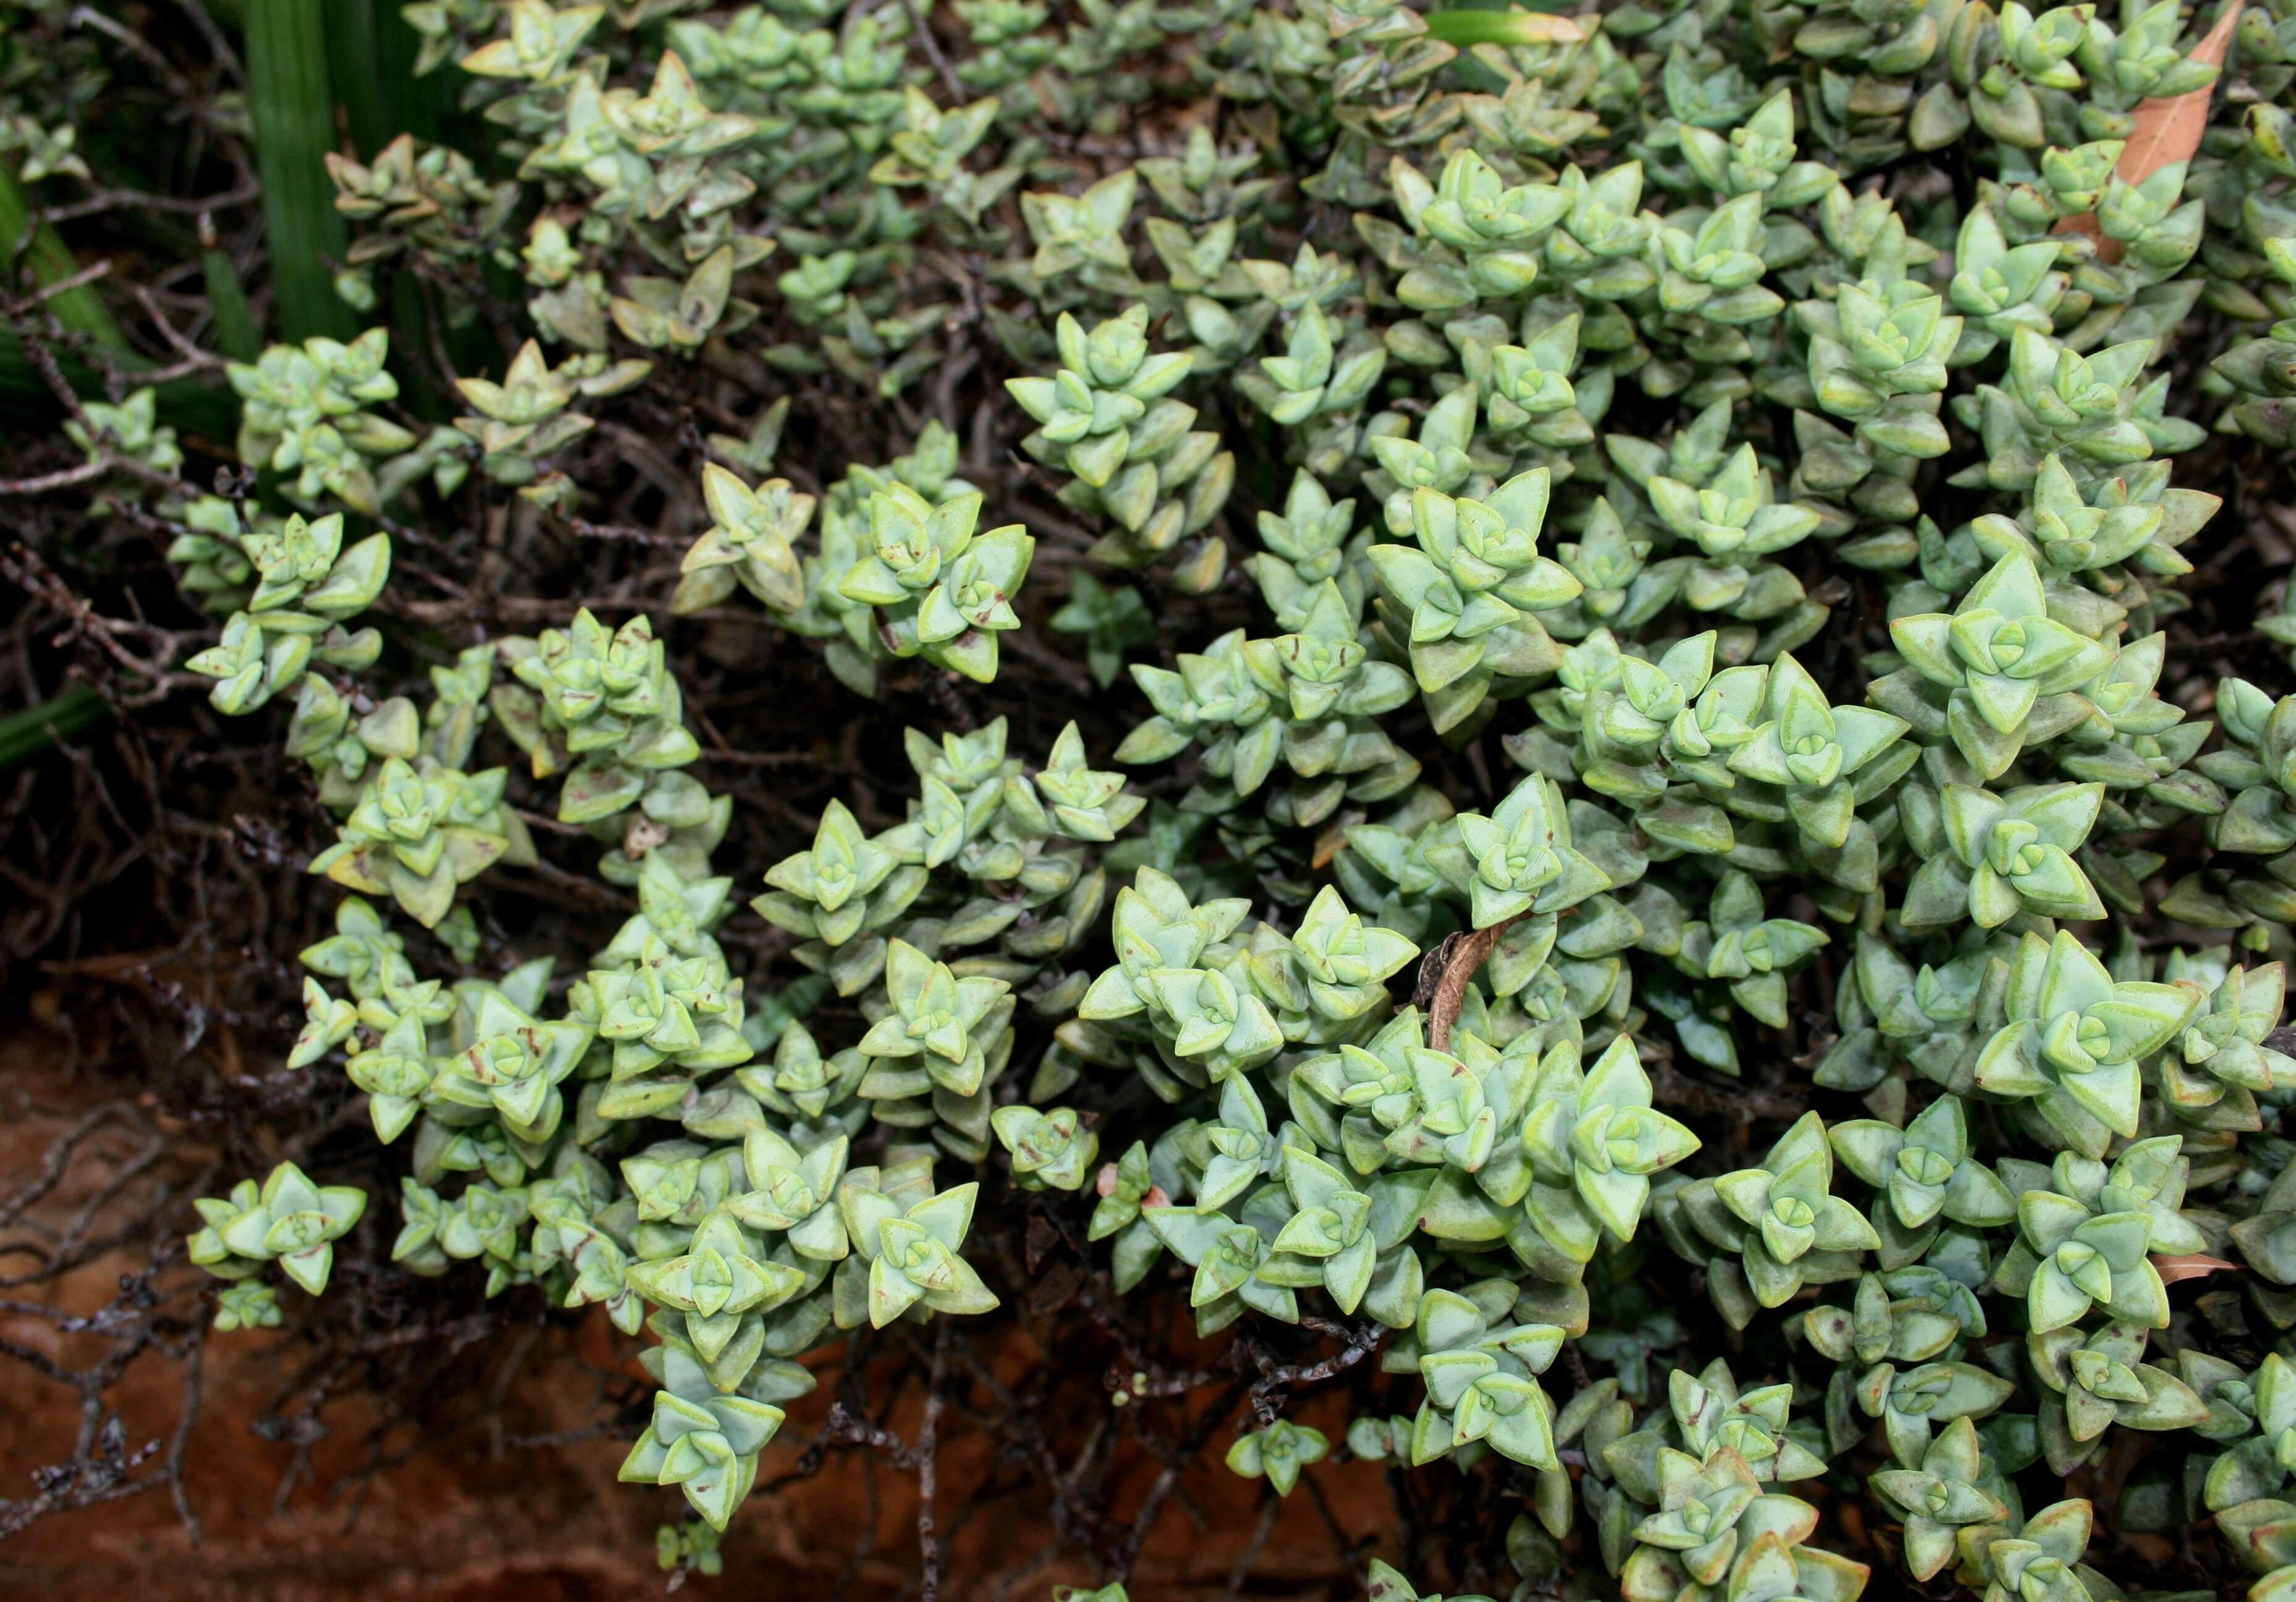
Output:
(1414, 912), (1524, 1053)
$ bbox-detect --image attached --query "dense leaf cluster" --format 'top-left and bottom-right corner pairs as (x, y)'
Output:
(15, 0), (2296, 1593)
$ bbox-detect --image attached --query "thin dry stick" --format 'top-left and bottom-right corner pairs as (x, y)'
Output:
(917, 1324), (951, 1602)
(1418, 911), (1524, 1053)
(0, 460), (113, 498)
(1218, 1491), (1283, 1602)
(902, 0), (964, 100)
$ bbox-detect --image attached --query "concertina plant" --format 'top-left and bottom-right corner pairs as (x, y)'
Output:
(21, 0), (2296, 1590)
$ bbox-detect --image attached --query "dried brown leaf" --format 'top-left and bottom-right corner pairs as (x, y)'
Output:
(2052, 0), (2240, 261)
(1418, 916), (1523, 1051)
(2153, 1252), (2239, 1284)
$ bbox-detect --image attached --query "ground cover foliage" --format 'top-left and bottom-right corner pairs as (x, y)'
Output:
(6, 0), (2296, 1595)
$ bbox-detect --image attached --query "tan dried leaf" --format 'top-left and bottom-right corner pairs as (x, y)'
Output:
(2152, 1252), (2238, 1284)
(2052, 0), (2241, 262)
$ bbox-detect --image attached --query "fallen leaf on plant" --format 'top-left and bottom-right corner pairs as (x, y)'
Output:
(2153, 1252), (2239, 1284)
(2054, 1), (2240, 262)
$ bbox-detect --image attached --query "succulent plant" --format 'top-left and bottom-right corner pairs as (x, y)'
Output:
(754, 799), (920, 994)
(496, 609), (704, 826)
(1008, 306), (1232, 575)
(308, 758), (533, 927)
(227, 331), (417, 514)
(2206, 1354), (2296, 1512)
(857, 938), (1011, 1097)
(1869, 1417), (2009, 1580)
(838, 1169), (999, 1326)
(187, 1163), (368, 1302)
(673, 465), (814, 615)
(726, 1129), (851, 1258)
(1401, 1285), (1565, 1468)
(1973, 934), (2200, 1153)
(836, 481), (1036, 682)
(992, 1104), (1099, 1190)
(2027, 1320), (2208, 1472)
(1992, 1137), (2207, 1329)
(185, 512), (391, 715)
(1516, 1033), (1701, 1263)
(1668, 1112), (1879, 1326)
(211, 1283), (284, 1332)
(618, 1340), (789, 1530)
(92, 0), (2296, 1585)
(1225, 1420), (1331, 1495)
(1618, 1443), (1863, 1602)
(1050, 570), (1155, 689)
(1829, 1098), (2015, 1266)
(1367, 468), (1581, 732)
(1902, 784), (2110, 931)
(1954, 1499), (2111, 1602)
(1876, 553), (2116, 780)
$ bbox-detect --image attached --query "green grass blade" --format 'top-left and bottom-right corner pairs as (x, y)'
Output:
(0, 687), (113, 771)
(244, 0), (354, 341)
(328, 0), (392, 159)
(0, 161), (128, 350)
(203, 237), (263, 362)
(0, 329), (237, 438)
(0, 168), (241, 432)
(1422, 4), (1583, 46)
(377, 1), (459, 146)
(330, 3), (467, 183)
